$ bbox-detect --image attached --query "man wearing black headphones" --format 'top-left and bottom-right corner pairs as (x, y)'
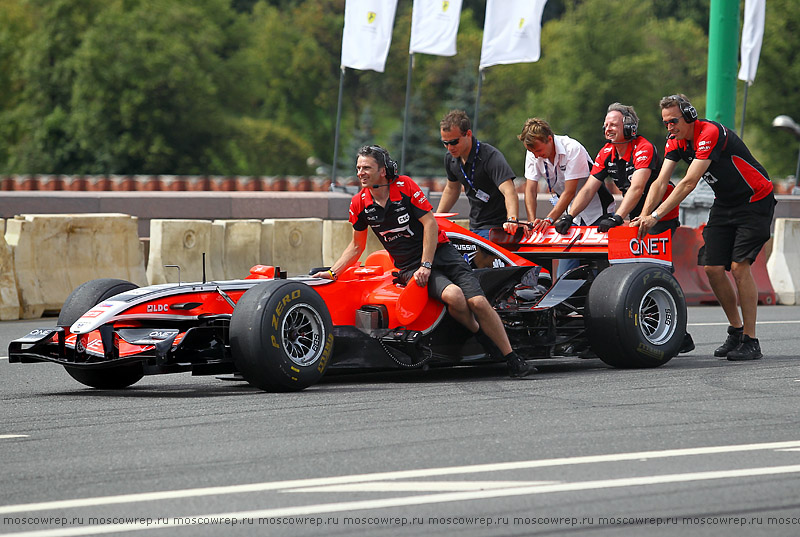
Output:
(562, 103), (680, 235)
(314, 145), (534, 378)
(634, 94), (776, 362)
(562, 102), (694, 353)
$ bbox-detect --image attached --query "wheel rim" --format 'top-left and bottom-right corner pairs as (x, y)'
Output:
(638, 286), (677, 345)
(280, 303), (325, 366)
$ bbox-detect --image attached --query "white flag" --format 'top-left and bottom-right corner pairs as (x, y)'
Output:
(409, 0), (463, 56)
(341, 0), (398, 72)
(738, 0), (765, 85)
(480, 0), (547, 70)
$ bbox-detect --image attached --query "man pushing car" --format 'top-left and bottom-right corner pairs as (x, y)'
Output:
(312, 145), (534, 378)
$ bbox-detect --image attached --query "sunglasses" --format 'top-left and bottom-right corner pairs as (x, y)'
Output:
(441, 138), (461, 146)
(663, 118), (681, 127)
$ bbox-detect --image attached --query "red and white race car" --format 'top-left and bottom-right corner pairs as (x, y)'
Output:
(8, 215), (686, 392)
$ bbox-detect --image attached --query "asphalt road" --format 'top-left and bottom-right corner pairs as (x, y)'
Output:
(1, 305), (799, 537)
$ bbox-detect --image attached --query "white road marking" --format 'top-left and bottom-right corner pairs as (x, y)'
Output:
(689, 320), (800, 327)
(0, 434), (28, 439)
(286, 480), (557, 493)
(4, 465), (800, 537)
(1, 440), (800, 515)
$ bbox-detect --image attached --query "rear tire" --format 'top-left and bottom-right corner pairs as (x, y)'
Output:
(59, 279), (144, 389)
(587, 264), (686, 368)
(230, 280), (333, 392)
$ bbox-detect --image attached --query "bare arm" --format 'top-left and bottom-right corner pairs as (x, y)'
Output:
(411, 211), (439, 287)
(498, 179), (520, 234)
(566, 176), (602, 220)
(638, 159), (678, 217)
(614, 168), (651, 220)
(524, 180), (539, 222)
(635, 158), (711, 238)
(531, 178), (580, 233)
(311, 227), (368, 279)
(436, 180), (462, 213)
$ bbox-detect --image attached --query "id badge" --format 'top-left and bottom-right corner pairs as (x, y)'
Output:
(549, 194), (558, 206)
(475, 189), (491, 203)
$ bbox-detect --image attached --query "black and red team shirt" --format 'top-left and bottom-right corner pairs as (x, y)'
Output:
(664, 119), (773, 207)
(590, 136), (678, 220)
(349, 176), (449, 271)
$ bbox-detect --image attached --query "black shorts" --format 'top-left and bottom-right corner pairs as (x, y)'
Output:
(698, 195), (776, 269)
(396, 242), (485, 301)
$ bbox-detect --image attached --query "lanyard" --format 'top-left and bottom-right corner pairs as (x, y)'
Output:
(458, 141), (480, 189)
(543, 159), (557, 194)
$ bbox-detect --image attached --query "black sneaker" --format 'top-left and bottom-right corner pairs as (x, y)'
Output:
(506, 351), (537, 378)
(679, 332), (695, 353)
(714, 326), (743, 357)
(727, 335), (763, 361)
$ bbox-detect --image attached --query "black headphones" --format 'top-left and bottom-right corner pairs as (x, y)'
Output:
(621, 109), (638, 139)
(604, 106), (638, 140)
(673, 95), (698, 123)
(368, 145), (398, 180)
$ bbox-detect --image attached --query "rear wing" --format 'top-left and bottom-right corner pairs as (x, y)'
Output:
(490, 225), (672, 267)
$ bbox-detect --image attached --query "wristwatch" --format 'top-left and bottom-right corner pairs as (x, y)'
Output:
(421, 261), (432, 269)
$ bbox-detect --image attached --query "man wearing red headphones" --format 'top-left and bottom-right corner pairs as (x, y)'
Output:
(634, 94), (776, 361)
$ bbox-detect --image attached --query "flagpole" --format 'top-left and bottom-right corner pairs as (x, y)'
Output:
(473, 68), (484, 135)
(332, 66), (346, 188)
(401, 54), (414, 174)
(739, 81), (750, 138)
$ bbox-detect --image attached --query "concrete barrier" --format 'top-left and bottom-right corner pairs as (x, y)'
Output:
(0, 221), (20, 320)
(322, 220), (384, 268)
(5, 214), (146, 318)
(766, 218), (800, 305)
(270, 218), (323, 276)
(146, 219), (212, 284)
(210, 219), (263, 280)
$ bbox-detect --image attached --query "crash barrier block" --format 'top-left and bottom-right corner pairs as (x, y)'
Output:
(0, 225), (20, 320)
(270, 218), (323, 276)
(210, 220), (264, 280)
(672, 225), (775, 306)
(672, 226), (715, 305)
(6, 214), (146, 318)
(147, 219), (212, 284)
(766, 218), (800, 305)
(322, 219), (384, 268)
(261, 219), (274, 267)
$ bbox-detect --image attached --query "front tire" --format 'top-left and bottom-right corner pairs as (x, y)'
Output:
(587, 264), (686, 368)
(230, 280), (333, 392)
(58, 279), (144, 389)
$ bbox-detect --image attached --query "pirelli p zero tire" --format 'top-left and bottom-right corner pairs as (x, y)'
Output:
(58, 278), (144, 389)
(230, 280), (333, 392)
(587, 264), (686, 368)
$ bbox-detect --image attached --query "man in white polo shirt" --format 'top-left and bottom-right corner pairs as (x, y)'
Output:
(518, 117), (614, 275)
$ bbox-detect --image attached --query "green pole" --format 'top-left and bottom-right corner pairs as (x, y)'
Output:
(706, 0), (740, 129)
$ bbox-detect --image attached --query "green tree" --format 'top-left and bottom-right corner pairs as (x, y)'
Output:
(736, 0), (800, 179)
(3, 0), (105, 173)
(480, 0), (707, 176)
(67, 0), (237, 174)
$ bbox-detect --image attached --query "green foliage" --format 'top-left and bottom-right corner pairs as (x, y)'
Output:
(735, 0), (800, 179)
(0, 0), (795, 180)
(484, 0), (707, 175)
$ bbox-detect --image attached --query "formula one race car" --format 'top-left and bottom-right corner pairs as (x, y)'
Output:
(8, 215), (687, 392)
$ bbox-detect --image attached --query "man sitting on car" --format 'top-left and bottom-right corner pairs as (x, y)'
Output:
(312, 145), (534, 378)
